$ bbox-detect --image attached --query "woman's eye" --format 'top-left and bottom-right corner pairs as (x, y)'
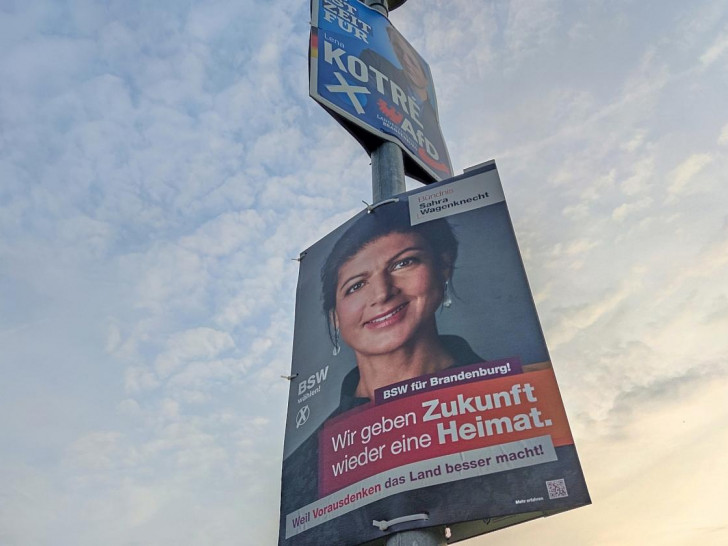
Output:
(345, 281), (365, 295)
(392, 257), (416, 270)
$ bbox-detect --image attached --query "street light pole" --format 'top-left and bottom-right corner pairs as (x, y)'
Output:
(363, 1), (447, 545)
(365, 0), (407, 202)
(371, 140), (406, 202)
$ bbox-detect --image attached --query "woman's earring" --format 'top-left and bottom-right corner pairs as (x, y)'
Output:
(332, 328), (341, 356)
(443, 280), (452, 308)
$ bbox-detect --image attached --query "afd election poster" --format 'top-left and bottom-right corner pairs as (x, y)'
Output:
(279, 163), (590, 545)
(309, 0), (453, 183)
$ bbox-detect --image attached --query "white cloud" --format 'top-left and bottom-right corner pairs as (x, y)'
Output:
(619, 155), (654, 196)
(612, 197), (652, 222)
(65, 432), (124, 472)
(503, 0), (560, 60)
(179, 210), (265, 257)
(154, 327), (235, 378)
(667, 153), (713, 197)
(718, 123), (728, 146)
(552, 238), (599, 257)
(167, 358), (242, 392)
(125, 366), (161, 394)
(620, 130), (647, 152)
(117, 398), (142, 417)
(700, 31), (728, 66)
(548, 271), (643, 349)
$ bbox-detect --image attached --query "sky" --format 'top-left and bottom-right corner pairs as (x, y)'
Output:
(1, 0), (727, 544)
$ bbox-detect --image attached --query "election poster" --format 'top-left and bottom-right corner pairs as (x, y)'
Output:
(278, 163), (590, 545)
(309, 0), (453, 183)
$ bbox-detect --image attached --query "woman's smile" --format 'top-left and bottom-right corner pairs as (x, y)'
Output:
(364, 302), (409, 328)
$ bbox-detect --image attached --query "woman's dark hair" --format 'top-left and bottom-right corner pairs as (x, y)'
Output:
(321, 198), (458, 345)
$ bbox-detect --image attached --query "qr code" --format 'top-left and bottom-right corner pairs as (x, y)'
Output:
(546, 479), (568, 499)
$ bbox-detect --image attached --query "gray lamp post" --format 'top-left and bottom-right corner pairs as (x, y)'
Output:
(363, 5), (448, 546)
(365, 0), (408, 203)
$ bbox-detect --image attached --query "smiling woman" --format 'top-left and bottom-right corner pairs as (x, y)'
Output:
(320, 198), (483, 412)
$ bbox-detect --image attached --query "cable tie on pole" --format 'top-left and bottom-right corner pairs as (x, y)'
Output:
(363, 197), (399, 214)
(292, 251), (307, 262)
(372, 513), (429, 531)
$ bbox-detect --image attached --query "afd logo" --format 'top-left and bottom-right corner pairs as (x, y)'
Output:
(298, 366), (329, 396)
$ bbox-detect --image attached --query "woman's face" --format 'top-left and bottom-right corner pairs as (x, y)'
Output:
(393, 39), (428, 92)
(333, 231), (448, 358)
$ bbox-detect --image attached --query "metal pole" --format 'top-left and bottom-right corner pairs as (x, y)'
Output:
(366, 2), (407, 202)
(384, 527), (447, 546)
(371, 140), (406, 202)
(364, 2), (446, 545)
